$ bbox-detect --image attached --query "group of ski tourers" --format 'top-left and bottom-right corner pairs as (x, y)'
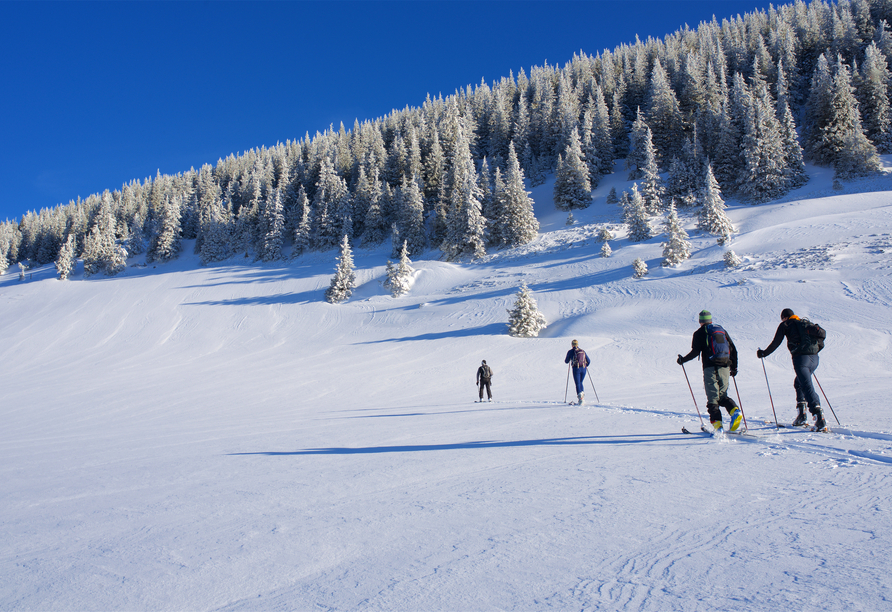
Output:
(676, 308), (829, 434)
(476, 307), (829, 433)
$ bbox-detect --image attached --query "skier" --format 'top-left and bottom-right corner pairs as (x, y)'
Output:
(676, 310), (742, 432)
(757, 308), (826, 431)
(564, 339), (591, 405)
(476, 360), (493, 402)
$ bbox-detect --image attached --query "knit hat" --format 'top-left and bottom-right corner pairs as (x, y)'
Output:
(482, 360), (487, 365)
(699, 310), (712, 323)
(781, 308), (795, 319)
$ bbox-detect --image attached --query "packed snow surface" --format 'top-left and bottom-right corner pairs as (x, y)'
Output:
(2, 161), (892, 611)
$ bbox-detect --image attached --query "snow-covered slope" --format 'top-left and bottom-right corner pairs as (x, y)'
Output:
(2, 161), (891, 611)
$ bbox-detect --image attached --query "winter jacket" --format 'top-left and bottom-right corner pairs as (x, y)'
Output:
(761, 315), (809, 357)
(564, 348), (591, 369)
(679, 324), (738, 371)
(477, 365), (493, 383)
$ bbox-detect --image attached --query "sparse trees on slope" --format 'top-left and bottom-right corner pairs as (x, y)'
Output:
(325, 235), (356, 304)
(507, 282), (547, 338)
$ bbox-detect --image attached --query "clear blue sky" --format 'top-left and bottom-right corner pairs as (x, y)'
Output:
(1, 0), (778, 223)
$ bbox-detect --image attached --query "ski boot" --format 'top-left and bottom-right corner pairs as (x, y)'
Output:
(711, 420), (724, 435)
(577, 392), (584, 406)
(811, 406), (829, 432)
(792, 402), (808, 427)
(729, 407), (743, 432)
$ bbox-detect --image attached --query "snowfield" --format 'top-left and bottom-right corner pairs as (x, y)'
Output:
(2, 160), (892, 611)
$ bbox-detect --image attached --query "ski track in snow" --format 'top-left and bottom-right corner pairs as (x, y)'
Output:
(2, 161), (892, 610)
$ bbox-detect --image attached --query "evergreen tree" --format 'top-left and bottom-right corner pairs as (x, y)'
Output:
(638, 126), (665, 213)
(383, 240), (415, 298)
(199, 198), (233, 265)
(661, 203), (692, 267)
(824, 56), (882, 179)
(858, 42), (892, 153)
(506, 282), (548, 338)
(632, 257), (649, 278)
(724, 250), (742, 267)
(292, 186), (311, 256)
(498, 142), (540, 247)
(625, 183), (653, 242)
(553, 128), (592, 211)
(395, 174), (426, 257)
(598, 226), (614, 242)
(359, 168), (386, 246)
(148, 194), (182, 263)
(646, 59), (684, 165)
(600, 242), (612, 257)
(698, 164), (735, 243)
(738, 82), (790, 202)
(627, 108), (650, 179)
(55, 234), (76, 280)
(606, 187), (619, 204)
(259, 187), (285, 261)
(442, 116), (487, 260)
(325, 235), (356, 304)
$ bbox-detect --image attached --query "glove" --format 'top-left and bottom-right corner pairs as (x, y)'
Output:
(730, 368), (738, 377)
(756, 349), (765, 359)
(676, 354), (684, 365)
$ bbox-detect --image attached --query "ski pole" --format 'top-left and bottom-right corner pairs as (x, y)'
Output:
(680, 361), (706, 430)
(813, 374), (840, 425)
(564, 363), (571, 403)
(759, 356), (780, 430)
(731, 375), (749, 430)
(586, 370), (600, 403)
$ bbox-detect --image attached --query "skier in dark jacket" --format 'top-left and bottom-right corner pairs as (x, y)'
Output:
(757, 308), (826, 431)
(677, 310), (742, 432)
(476, 360), (493, 401)
(564, 339), (591, 405)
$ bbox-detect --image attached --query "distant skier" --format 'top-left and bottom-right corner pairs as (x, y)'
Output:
(476, 360), (493, 402)
(564, 339), (591, 405)
(677, 310), (742, 432)
(757, 308), (827, 431)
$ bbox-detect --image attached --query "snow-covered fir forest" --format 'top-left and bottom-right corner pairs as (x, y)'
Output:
(2, 0), (892, 278)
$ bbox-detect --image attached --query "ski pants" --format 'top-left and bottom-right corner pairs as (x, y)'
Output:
(478, 380), (492, 400)
(703, 366), (738, 422)
(572, 367), (586, 394)
(792, 354), (821, 412)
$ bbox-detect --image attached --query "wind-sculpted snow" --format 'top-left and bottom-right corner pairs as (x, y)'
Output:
(2, 161), (892, 610)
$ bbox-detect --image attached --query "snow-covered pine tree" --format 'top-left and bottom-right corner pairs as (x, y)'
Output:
(148, 194), (182, 263)
(494, 141), (539, 249)
(292, 186), (311, 256)
(442, 116), (487, 261)
(625, 183), (653, 242)
(859, 42), (892, 153)
(724, 250), (742, 267)
(598, 226), (614, 242)
(506, 282), (547, 338)
(638, 126), (665, 213)
(646, 58), (684, 166)
(698, 163), (735, 243)
(633, 257), (649, 278)
(383, 240), (415, 298)
(553, 127), (592, 211)
(259, 187), (285, 261)
(738, 81), (790, 202)
(199, 198), (233, 265)
(600, 242), (612, 257)
(396, 174), (426, 257)
(565, 212), (575, 226)
(627, 108), (649, 179)
(325, 235), (356, 304)
(360, 168), (386, 246)
(314, 157), (352, 251)
(55, 234), (76, 280)
(824, 56), (882, 179)
(606, 187), (618, 204)
(662, 203), (692, 267)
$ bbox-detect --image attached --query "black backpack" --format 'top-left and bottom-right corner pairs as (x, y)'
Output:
(705, 323), (732, 367)
(481, 364), (493, 380)
(795, 318), (826, 355)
